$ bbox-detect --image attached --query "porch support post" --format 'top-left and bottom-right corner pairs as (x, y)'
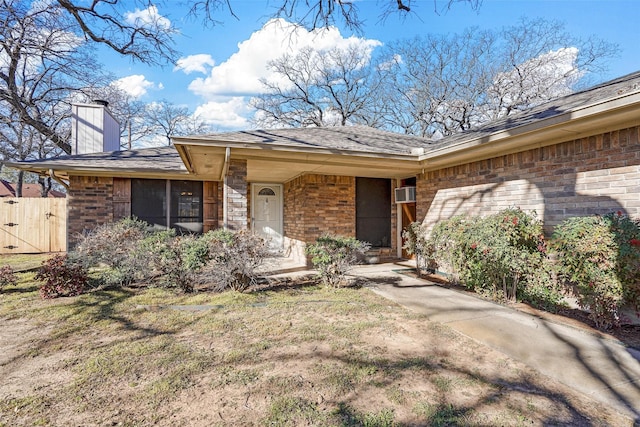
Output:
(223, 158), (248, 230)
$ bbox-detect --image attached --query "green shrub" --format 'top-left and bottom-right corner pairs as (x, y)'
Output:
(402, 222), (435, 277)
(426, 215), (468, 283)
(36, 254), (88, 299)
(551, 212), (640, 329)
(427, 209), (550, 303)
(305, 235), (370, 287)
(0, 265), (17, 289)
(197, 229), (269, 292)
(135, 230), (194, 292)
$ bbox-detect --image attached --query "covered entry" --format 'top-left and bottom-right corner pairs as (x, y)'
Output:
(251, 183), (283, 248)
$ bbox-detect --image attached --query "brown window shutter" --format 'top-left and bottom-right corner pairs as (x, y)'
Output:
(203, 181), (218, 232)
(113, 178), (131, 220)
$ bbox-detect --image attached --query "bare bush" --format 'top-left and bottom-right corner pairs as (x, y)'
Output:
(196, 229), (269, 292)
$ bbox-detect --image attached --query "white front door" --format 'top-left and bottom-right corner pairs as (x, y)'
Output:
(252, 184), (283, 249)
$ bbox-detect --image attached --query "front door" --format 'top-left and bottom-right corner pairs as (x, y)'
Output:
(252, 184), (283, 249)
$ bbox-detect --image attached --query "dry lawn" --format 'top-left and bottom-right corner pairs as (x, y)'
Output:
(0, 258), (634, 426)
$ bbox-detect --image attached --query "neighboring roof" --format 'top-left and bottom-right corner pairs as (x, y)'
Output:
(0, 180), (65, 198)
(175, 125), (433, 155)
(3, 146), (188, 180)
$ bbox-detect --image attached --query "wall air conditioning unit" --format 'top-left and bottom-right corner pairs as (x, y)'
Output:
(394, 186), (416, 204)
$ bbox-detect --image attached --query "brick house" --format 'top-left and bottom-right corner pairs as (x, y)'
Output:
(6, 71), (640, 263)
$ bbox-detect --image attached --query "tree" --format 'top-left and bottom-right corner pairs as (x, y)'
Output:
(374, 17), (618, 137)
(0, 108), (64, 196)
(252, 43), (383, 128)
(2, 0), (482, 155)
(187, 0), (482, 33)
(46, 0), (483, 67)
(144, 100), (211, 145)
(0, 1), (112, 154)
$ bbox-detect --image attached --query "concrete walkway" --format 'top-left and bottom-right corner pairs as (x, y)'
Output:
(350, 262), (640, 422)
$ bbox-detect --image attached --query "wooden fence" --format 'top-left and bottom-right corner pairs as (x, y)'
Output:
(0, 198), (66, 254)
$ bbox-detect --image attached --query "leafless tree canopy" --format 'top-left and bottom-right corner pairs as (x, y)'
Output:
(253, 17), (618, 136)
(252, 45), (383, 128)
(188, 0), (482, 33)
(144, 100), (211, 146)
(56, 0), (178, 65)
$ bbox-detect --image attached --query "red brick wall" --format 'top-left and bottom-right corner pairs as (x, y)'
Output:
(417, 126), (640, 233)
(284, 174), (356, 262)
(67, 176), (114, 245)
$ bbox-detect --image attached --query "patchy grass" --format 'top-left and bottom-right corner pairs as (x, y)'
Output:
(0, 274), (632, 426)
(0, 253), (52, 271)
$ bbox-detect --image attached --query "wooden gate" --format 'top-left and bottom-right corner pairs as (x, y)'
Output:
(0, 198), (67, 254)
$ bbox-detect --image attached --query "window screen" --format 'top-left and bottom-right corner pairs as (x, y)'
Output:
(131, 179), (203, 234)
(131, 179), (167, 230)
(170, 180), (203, 234)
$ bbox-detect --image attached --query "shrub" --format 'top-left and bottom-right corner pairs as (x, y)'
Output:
(197, 229), (270, 292)
(551, 212), (640, 329)
(305, 235), (370, 287)
(426, 209), (550, 303)
(0, 265), (17, 289)
(36, 254), (88, 299)
(425, 215), (469, 283)
(134, 229), (189, 291)
(74, 217), (149, 286)
(402, 222), (435, 277)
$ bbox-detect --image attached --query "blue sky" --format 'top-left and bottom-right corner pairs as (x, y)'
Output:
(105, 0), (640, 132)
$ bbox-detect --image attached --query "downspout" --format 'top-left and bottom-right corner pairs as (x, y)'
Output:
(221, 147), (230, 229)
(49, 169), (69, 190)
(396, 178), (403, 259)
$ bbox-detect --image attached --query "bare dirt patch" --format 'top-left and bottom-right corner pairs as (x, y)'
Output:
(0, 275), (635, 426)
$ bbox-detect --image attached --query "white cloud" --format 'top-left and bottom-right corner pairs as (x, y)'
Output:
(113, 74), (155, 99)
(188, 18), (381, 99)
(174, 54), (215, 74)
(183, 18), (381, 130)
(125, 5), (171, 29)
(194, 98), (253, 131)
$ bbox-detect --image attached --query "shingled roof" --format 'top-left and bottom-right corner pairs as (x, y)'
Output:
(4, 146), (187, 179)
(431, 70), (640, 150)
(5, 70), (640, 179)
(176, 125), (433, 155)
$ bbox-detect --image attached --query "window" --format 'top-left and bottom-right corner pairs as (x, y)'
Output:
(258, 187), (276, 196)
(131, 179), (203, 234)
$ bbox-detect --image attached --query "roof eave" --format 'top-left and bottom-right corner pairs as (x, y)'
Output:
(418, 91), (640, 171)
(3, 162), (192, 181)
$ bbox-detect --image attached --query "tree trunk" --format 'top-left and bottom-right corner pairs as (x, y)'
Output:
(16, 170), (24, 197)
(38, 176), (52, 197)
